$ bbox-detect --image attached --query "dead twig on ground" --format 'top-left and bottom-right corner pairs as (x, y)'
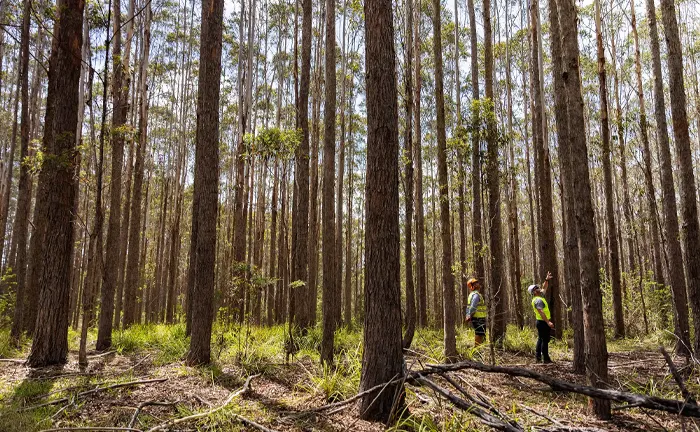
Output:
(22, 378), (167, 411)
(144, 374), (272, 432)
(127, 400), (180, 428)
(40, 428), (144, 432)
(88, 350), (117, 359)
(0, 358), (25, 363)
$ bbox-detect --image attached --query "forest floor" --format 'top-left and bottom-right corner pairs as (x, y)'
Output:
(0, 324), (695, 432)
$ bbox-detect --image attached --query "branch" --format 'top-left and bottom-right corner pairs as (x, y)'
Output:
(40, 428), (143, 432)
(128, 400), (180, 428)
(660, 347), (696, 404)
(22, 378), (167, 411)
(421, 360), (700, 417)
(144, 374), (271, 432)
(415, 375), (523, 432)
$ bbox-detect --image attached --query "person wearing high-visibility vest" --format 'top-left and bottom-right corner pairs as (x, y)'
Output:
(465, 278), (486, 346)
(527, 271), (554, 364)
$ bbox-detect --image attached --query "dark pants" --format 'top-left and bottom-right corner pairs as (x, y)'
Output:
(472, 318), (486, 336)
(536, 320), (551, 362)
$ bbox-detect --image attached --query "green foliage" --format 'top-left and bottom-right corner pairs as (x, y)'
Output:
(112, 323), (189, 364)
(242, 127), (301, 160)
(0, 268), (17, 329)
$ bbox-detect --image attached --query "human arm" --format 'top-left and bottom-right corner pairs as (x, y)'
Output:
(534, 298), (554, 328)
(537, 309), (554, 328)
(541, 271), (553, 295)
(465, 293), (480, 321)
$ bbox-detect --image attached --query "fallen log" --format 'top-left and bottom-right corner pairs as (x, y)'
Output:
(422, 361), (700, 417)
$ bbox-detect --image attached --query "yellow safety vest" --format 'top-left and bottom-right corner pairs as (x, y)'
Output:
(532, 295), (551, 321)
(467, 291), (487, 318)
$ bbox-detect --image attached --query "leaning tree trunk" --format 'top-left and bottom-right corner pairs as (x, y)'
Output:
(557, 0), (610, 417)
(28, 0), (86, 368)
(359, 0), (404, 422)
(659, 0), (700, 355)
(646, 0), (692, 356)
(630, 0), (664, 290)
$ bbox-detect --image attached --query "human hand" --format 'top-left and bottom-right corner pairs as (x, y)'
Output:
(547, 321), (554, 329)
(466, 316), (472, 322)
(546, 271), (553, 281)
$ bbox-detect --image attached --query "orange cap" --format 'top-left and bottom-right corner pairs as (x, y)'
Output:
(467, 278), (478, 289)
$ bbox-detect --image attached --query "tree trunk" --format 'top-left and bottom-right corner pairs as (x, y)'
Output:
(291, 0), (312, 330)
(10, 0), (31, 343)
(413, 0), (427, 328)
(402, 0), (416, 349)
(467, 0), (484, 281)
(28, 0), (85, 367)
(659, 0), (700, 355)
(594, 0), (624, 339)
(630, 0), (662, 289)
(547, 0), (583, 372)
(321, 0), (337, 366)
(360, 0), (404, 420)
(485, 0), (505, 344)
(646, 0), (692, 356)
(557, 0), (610, 417)
(123, 7), (152, 328)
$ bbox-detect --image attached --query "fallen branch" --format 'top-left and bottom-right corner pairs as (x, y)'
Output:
(660, 347), (696, 404)
(40, 428), (143, 432)
(0, 358), (25, 363)
(128, 401), (180, 428)
(22, 378), (167, 411)
(87, 350), (117, 359)
(422, 360), (700, 417)
(145, 374), (272, 432)
(415, 375), (523, 432)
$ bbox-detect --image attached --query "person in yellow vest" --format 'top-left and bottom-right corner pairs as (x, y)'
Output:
(527, 271), (554, 364)
(465, 278), (486, 346)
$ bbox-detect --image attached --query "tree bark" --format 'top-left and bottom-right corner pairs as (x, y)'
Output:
(360, 0), (404, 421)
(557, 0), (610, 417)
(28, 0), (85, 367)
(659, 0), (700, 355)
(485, 0), (505, 344)
(321, 0), (337, 365)
(646, 0), (692, 356)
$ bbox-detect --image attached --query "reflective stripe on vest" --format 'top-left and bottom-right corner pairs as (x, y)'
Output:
(532, 296), (551, 320)
(467, 291), (487, 318)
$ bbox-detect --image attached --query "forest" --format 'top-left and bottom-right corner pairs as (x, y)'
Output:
(2, 0), (700, 428)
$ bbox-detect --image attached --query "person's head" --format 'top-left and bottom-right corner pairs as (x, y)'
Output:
(467, 278), (480, 291)
(527, 284), (541, 296)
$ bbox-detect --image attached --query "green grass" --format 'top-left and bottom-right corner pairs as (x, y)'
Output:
(112, 323), (189, 364)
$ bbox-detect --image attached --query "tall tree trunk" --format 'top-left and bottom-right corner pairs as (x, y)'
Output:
(432, 0), (456, 358)
(291, 0), (312, 330)
(413, 0), (427, 328)
(548, 0), (584, 372)
(557, 0), (610, 417)
(402, 0), (416, 349)
(660, 0), (700, 355)
(646, 0), (692, 356)
(467, 0), (484, 281)
(359, 0), (404, 420)
(485, 0), (505, 344)
(321, 0), (337, 366)
(594, 0), (624, 339)
(124, 8), (152, 328)
(28, 0), (85, 367)
(336, 0), (347, 328)
(10, 0), (32, 343)
(630, 0), (662, 289)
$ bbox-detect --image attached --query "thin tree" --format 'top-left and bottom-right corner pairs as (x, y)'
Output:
(402, 0), (416, 349)
(321, 0), (337, 366)
(594, 0), (623, 339)
(485, 0), (505, 343)
(659, 0), (700, 354)
(414, 0), (427, 327)
(432, 0), (456, 360)
(645, 0), (692, 356)
(359, 0), (404, 421)
(27, 0), (86, 367)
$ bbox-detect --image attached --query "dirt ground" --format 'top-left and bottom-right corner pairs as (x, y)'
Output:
(0, 347), (694, 431)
